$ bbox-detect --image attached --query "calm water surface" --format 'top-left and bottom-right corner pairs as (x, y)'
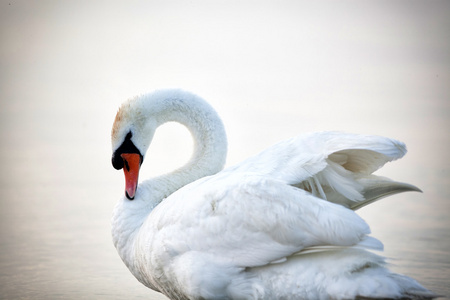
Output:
(1, 1), (449, 299)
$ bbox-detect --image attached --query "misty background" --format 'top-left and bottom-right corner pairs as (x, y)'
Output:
(1, 1), (449, 299)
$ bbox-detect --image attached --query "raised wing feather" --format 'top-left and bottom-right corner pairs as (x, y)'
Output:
(227, 131), (417, 209)
(229, 131), (406, 181)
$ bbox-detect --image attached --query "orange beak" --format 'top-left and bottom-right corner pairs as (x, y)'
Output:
(120, 153), (141, 200)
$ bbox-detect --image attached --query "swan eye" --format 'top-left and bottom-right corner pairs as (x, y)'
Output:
(112, 131), (143, 170)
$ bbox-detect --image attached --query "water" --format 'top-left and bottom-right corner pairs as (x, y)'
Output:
(1, 1), (449, 299)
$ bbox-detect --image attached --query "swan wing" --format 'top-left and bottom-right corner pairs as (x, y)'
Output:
(227, 131), (418, 209)
(230, 131), (407, 178)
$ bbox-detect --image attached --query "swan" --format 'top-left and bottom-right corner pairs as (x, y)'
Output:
(111, 89), (436, 300)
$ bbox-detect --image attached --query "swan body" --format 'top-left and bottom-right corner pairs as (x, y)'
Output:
(111, 89), (436, 300)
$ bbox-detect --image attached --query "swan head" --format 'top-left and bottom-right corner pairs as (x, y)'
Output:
(111, 96), (156, 200)
(111, 89), (228, 201)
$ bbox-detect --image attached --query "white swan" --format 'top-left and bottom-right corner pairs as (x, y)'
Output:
(111, 89), (436, 300)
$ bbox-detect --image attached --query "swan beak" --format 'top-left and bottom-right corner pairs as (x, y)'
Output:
(120, 153), (141, 200)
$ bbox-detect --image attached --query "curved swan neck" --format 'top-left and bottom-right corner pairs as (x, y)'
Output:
(147, 90), (228, 190)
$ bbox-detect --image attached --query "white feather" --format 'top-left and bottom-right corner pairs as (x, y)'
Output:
(111, 90), (435, 300)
